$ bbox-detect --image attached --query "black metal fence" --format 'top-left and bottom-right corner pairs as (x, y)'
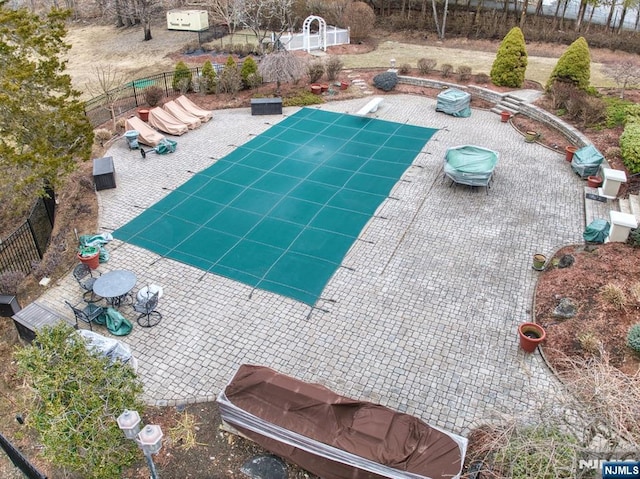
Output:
(84, 66), (206, 127)
(0, 431), (48, 479)
(0, 197), (55, 276)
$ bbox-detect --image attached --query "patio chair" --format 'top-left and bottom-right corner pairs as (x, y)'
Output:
(133, 291), (162, 328)
(65, 300), (105, 331)
(73, 263), (101, 303)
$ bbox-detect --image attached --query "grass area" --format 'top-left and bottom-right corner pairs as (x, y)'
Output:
(339, 40), (613, 87)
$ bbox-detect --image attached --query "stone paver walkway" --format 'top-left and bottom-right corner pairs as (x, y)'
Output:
(38, 95), (585, 435)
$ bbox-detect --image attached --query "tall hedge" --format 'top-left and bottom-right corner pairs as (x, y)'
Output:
(546, 37), (591, 91)
(201, 60), (217, 94)
(620, 118), (640, 174)
(490, 27), (528, 88)
(240, 56), (260, 89)
(172, 60), (192, 91)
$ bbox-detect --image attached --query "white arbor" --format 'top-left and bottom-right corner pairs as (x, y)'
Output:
(302, 15), (326, 53)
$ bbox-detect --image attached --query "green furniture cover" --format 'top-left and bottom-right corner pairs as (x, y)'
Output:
(583, 219), (610, 243)
(444, 145), (499, 187)
(571, 145), (604, 178)
(436, 88), (471, 117)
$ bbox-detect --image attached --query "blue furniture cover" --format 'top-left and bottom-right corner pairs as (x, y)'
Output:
(571, 145), (604, 178)
(444, 145), (499, 187)
(436, 88), (471, 117)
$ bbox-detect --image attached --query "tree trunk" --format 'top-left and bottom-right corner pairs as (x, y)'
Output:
(431, 0), (441, 37)
(534, 0), (544, 16)
(114, 0), (124, 27)
(440, 0), (449, 39)
(585, 4), (595, 33)
(634, 6), (640, 30)
(473, 0), (485, 26)
(519, 0), (529, 27)
(144, 20), (152, 41)
(575, 0), (588, 31)
(551, 0), (561, 30)
(617, 4), (628, 33)
(560, 0), (570, 30)
(606, 0), (618, 28)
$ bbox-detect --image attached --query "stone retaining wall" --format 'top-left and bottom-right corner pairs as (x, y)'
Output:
(398, 75), (592, 148)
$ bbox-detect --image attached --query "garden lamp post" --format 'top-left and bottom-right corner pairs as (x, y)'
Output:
(117, 409), (163, 479)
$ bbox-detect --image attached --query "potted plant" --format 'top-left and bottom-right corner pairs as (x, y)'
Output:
(532, 253), (546, 271)
(565, 145), (578, 162)
(77, 246), (100, 270)
(587, 175), (603, 188)
(524, 131), (539, 143)
(518, 322), (546, 353)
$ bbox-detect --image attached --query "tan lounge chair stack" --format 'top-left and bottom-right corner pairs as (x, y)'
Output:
(163, 100), (201, 129)
(148, 107), (189, 136)
(125, 97), (213, 143)
(175, 95), (213, 122)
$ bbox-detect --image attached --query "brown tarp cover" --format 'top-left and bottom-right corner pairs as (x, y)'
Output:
(148, 107), (189, 136)
(219, 365), (466, 479)
(163, 100), (202, 130)
(175, 95), (213, 122)
(125, 116), (165, 147)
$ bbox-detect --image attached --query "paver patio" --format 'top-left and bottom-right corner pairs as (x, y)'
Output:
(38, 94), (585, 436)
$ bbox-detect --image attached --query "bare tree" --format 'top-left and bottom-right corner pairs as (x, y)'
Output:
(258, 51), (304, 95)
(240, 0), (295, 53)
(603, 60), (640, 98)
(96, 0), (159, 40)
(85, 65), (129, 130)
(206, 0), (243, 41)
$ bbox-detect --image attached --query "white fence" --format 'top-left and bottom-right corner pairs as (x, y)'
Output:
(278, 26), (350, 52)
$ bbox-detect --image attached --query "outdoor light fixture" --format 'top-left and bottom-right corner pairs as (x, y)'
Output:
(390, 58), (396, 68)
(117, 410), (163, 479)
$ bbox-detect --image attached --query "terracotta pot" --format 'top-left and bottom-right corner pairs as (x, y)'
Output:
(587, 175), (603, 188)
(340, 81), (349, 91)
(138, 109), (149, 122)
(77, 251), (100, 270)
(532, 253), (546, 271)
(500, 111), (511, 122)
(518, 322), (546, 353)
(320, 83), (329, 92)
(565, 145), (578, 162)
(310, 85), (321, 95)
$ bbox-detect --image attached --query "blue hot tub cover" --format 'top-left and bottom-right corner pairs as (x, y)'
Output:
(436, 88), (471, 117)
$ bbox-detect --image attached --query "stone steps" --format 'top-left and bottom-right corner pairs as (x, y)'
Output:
(491, 94), (526, 117)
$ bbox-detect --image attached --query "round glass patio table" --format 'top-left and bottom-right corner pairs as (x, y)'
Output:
(92, 270), (137, 308)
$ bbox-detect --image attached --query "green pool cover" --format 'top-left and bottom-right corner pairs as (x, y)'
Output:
(114, 108), (437, 305)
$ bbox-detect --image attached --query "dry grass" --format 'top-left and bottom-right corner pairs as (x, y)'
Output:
(168, 411), (206, 450)
(467, 352), (640, 478)
(577, 331), (603, 356)
(333, 38), (614, 87)
(65, 21), (625, 100)
(600, 283), (628, 310)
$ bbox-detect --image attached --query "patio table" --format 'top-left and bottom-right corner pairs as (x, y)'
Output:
(93, 270), (137, 308)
